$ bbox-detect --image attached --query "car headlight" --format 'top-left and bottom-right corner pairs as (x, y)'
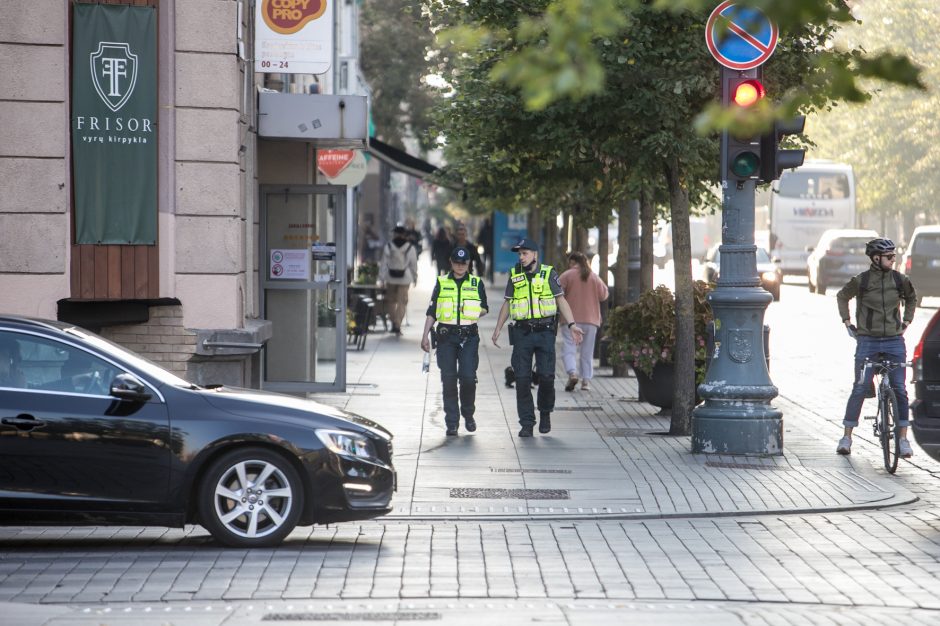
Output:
(316, 429), (379, 461)
(761, 271), (779, 282)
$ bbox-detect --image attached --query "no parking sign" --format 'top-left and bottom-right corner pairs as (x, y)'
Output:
(706, 1), (778, 70)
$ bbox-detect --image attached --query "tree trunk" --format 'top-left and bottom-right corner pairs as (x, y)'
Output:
(665, 158), (695, 436)
(599, 213), (610, 283)
(640, 188), (655, 293)
(613, 205), (630, 308)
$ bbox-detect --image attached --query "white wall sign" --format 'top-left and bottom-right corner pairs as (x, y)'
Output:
(270, 248), (310, 280)
(255, 0), (333, 75)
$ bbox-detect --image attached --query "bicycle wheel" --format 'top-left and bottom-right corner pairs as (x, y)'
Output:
(881, 387), (900, 474)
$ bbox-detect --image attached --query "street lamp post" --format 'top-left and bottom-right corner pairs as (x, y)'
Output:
(692, 66), (782, 455)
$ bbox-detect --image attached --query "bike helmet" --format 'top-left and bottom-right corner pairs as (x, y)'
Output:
(865, 238), (895, 257)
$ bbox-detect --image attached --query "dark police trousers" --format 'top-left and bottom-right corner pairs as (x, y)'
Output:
(435, 325), (480, 428)
(510, 322), (556, 427)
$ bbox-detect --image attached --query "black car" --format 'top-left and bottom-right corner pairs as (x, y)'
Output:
(0, 316), (395, 548)
(702, 245), (782, 301)
(901, 225), (940, 306)
(806, 229), (878, 295)
(912, 309), (940, 461)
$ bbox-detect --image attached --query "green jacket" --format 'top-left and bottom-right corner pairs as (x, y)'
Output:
(836, 265), (917, 337)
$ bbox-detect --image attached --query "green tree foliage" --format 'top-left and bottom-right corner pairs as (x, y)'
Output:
(807, 0), (940, 230)
(359, 0), (437, 150)
(426, 0), (845, 434)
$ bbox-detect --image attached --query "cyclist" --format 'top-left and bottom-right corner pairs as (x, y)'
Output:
(835, 237), (917, 457)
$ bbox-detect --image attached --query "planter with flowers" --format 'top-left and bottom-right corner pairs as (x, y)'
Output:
(606, 281), (713, 409)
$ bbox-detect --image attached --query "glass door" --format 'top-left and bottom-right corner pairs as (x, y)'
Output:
(260, 185), (346, 393)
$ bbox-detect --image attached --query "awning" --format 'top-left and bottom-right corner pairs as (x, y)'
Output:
(367, 136), (437, 179)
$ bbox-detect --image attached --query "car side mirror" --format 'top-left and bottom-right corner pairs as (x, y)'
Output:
(110, 373), (152, 402)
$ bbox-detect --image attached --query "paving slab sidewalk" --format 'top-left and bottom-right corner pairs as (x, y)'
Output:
(313, 272), (916, 521)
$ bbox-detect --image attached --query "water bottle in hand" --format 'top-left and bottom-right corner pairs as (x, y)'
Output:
(422, 352), (431, 373)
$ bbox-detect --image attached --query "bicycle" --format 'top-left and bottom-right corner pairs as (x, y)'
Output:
(860, 354), (909, 474)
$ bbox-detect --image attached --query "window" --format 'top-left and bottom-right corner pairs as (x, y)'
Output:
(778, 172), (851, 199)
(5, 332), (121, 395)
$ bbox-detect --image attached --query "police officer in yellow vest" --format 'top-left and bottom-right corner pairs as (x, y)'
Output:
(421, 246), (489, 436)
(492, 238), (584, 437)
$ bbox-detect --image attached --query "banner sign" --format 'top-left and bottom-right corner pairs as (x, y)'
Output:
(255, 0), (333, 74)
(71, 4), (157, 244)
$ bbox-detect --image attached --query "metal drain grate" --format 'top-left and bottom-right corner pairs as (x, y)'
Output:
(264, 612), (440, 621)
(489, 468), (572, 474)
(602, 428), (669, 437)
(554, 405), (604, 411)
(705, 461), (791, 471)
(450, 488), (570, 500)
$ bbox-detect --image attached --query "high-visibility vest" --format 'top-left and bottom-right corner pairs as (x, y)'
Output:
(435, 275), (483, 325)
(509, 264), (557, 320)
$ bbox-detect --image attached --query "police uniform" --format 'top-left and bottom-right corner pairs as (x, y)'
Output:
(504, 244), (564, 434)
(425, 246), (489, 435)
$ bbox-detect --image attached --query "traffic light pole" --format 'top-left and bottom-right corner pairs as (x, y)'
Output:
(691, 66), (783, 456)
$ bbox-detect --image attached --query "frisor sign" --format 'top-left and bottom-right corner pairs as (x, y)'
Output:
(71, 4), (156, 245)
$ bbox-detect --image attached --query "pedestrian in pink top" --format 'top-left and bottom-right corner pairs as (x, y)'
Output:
(559, 251), (609, 391)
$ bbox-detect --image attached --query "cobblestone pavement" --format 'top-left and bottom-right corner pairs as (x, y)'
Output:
(3, 277), (940, 624)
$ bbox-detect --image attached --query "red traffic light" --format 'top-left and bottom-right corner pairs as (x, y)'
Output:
(732, 79), (765, 107)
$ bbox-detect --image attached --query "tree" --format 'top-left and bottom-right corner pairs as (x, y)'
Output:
(360, 0), (437, 151)
(427, 0), (846, 435)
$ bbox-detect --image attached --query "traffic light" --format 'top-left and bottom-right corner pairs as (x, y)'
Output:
(724, 77), (765, 182)
(759, 116), (806, 183)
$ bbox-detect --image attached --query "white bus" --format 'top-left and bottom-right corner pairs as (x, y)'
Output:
(769, 161), (856, 275)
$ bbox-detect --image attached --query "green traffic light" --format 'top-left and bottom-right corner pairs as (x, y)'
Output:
(731, 151), (760, 178)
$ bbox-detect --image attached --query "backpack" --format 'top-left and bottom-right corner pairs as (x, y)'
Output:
(386, 242), (413, 279)
(858, 268), (903, 295)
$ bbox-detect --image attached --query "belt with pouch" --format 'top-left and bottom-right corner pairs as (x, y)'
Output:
(516, 318), (555, 332)
(436, 324), (478, 337)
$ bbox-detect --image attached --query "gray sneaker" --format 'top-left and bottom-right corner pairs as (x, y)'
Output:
(836, 436), (852, 455)
(899, 438), (914, 458)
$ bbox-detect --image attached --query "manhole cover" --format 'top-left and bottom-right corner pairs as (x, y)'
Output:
(554, 405), (604, 411)
(602, 428), (669, 437)
(449, 488), (570, 500)
(705, 461), (791, 471)
(264, 613), (440, 621)
(489, 468), (572, 474)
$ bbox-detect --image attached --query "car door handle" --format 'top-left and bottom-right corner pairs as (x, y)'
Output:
(2, 416), (46, 431)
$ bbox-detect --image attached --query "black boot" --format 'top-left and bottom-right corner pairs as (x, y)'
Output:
(539, 412), (551, 434)
(518, 425), (534, 437)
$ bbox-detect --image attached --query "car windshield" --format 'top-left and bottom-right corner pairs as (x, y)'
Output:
(712, 248), (771, 265)
(778, 171), (851, 199)
(829, 237), (870, 253)
(913, 233), (940, 255)
(61, 326), (197, 388)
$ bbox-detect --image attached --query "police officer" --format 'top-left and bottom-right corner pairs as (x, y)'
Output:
(491, 238), (583, 437)
(421, 246), (489, 436)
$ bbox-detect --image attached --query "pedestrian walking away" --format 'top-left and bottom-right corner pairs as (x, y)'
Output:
(452, 224), (485, 278)
(432, 226), (453, 276)
(835, 237), (917, 457)
(421, 246), (489, 436)
(380, 225), (418, 335)
(559, 251), (609, 392)
(491, 237), (584, 437)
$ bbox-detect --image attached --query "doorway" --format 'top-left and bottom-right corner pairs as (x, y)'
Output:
(260, 185), (347, 393)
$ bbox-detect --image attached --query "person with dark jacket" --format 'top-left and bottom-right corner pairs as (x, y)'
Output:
(835, 237), (917, 457)
(452, 225), (485, 277)
(431, 227), (453, 276)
